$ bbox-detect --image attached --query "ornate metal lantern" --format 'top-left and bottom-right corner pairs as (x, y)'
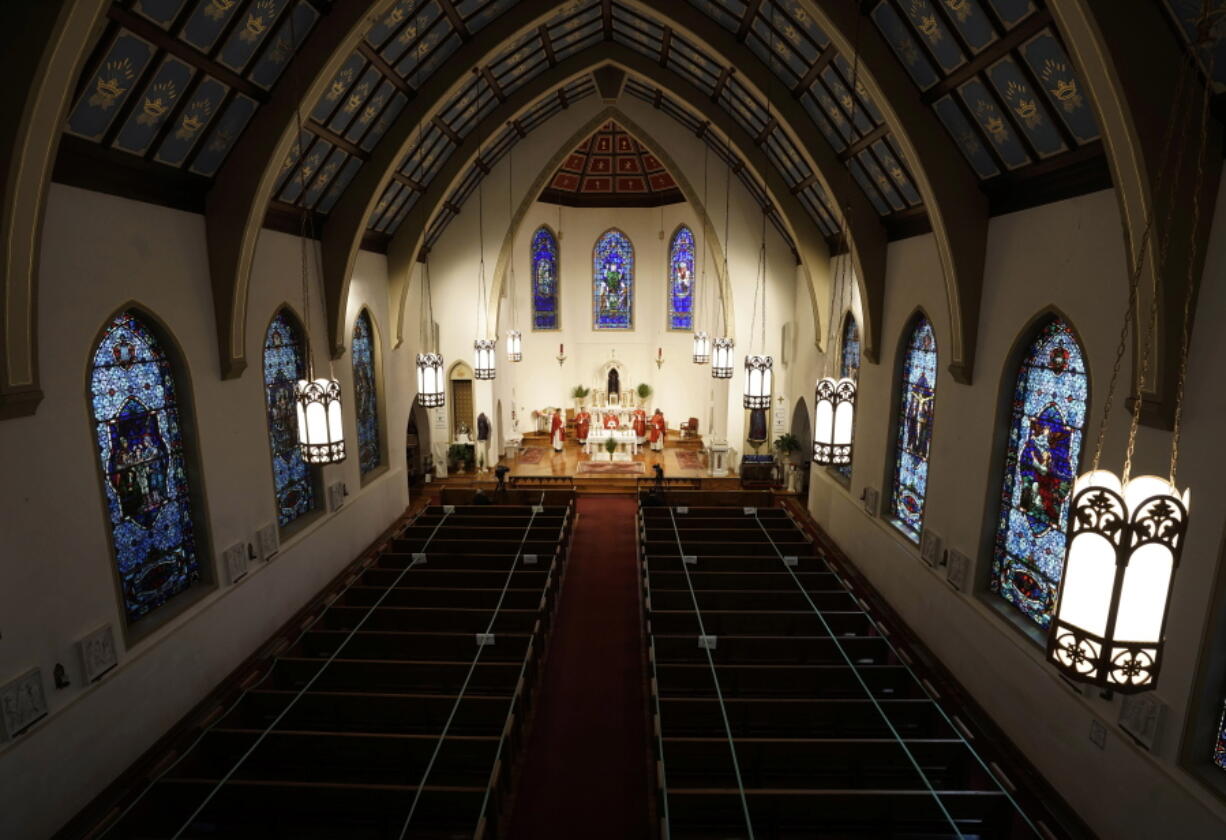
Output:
(295, 377), (346, 464)
(711, 337), (734, 379)
(506, 330), (522, 362)
(813, 377), (856, 466)
(743, 354), (773, 409)
(1048, 470), (1189, 692)
(416, 352), (445, 407)
(474, 339), (496, 380)
(692, 331), (710, 365)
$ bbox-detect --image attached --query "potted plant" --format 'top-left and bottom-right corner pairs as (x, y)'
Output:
(773, 432), (801, 465)
(601, 436), (618, 462)
(448, 442), (475, 474)
(636, 382), (653, 407)
(571, 384), (591, 410)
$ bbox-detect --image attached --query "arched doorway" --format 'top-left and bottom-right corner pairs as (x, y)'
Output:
(407, 396), (432, 486)
(790, 396), (812, 495)
(448, 361), (475, 440)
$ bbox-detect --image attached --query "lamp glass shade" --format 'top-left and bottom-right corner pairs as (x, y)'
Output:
(506, 330), (522, 362)
(1048, 469), (1189, 692)
(416, 353), (445, 407)
(813, 377), (856, 465)
(711, 337), (734, 379)
(743, 355), (773, 409)
(295, 377), (346, 464)
(692, 331), (710, 364)
(474, 339), (496, 380)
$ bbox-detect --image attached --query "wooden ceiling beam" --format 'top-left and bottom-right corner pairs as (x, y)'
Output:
(436, 0), (471, 42)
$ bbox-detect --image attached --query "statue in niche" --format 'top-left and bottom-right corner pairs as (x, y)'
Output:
(607, 367), (620, 403)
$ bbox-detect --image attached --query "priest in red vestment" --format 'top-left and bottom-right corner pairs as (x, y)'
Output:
(649, 408), (666, 452)
(632, 407), (647, 445)
(550, 410), (564, 452)
(604, 412), (619, 429)
(574, 407), (591, 445)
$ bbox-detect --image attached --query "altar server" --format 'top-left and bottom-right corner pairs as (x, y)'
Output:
(575, 407), (591, 445)
(633, 407), (647, 445)
(649, 409), (666, 452)
(551, 410), (565, 452)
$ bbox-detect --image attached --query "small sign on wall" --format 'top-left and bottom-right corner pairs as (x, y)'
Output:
(0, 668), (48, 740)
(79, 624), (119, 683)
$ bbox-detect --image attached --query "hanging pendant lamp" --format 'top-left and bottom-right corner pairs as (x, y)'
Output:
(286, 7), (344, 466)
(506, 144), (523, 364)
(713, 131), (733, 380)
(416, 259), (445, 408)
(472, 143), (496, 380)
(742, 354), (773, 409)
(1046, 41), (1210, 692)
(474, 338), (496, 380)
(813, 377), (856, 466)
(712, 337), (734, 379)
(506, 330), (522, 362)
(692, 331), (711, 365)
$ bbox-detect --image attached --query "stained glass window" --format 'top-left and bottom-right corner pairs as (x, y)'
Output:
(352, 310), (382, 477)
(889, 316), (937, 542)
(89, 311), (202, 623)
(593, 228), (634, 330)
(668, 225), (696, 331)
(990, 318), (1088, 628)
(1215, 704), (1226, 771)
(264, 309), (316, 528)
(835, 314), (861, 481)
(532, 226), (559, 330)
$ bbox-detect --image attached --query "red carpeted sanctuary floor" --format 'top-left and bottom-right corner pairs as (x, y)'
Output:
(506, 495), (651, 839)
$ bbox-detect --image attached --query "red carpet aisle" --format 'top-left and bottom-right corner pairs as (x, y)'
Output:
(506, 495), (651, 839)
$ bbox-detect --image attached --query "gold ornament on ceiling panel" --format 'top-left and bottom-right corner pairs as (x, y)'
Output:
(91, 59), (136, 110)
(1040, 59), (1083, 112)
(386, 6), (406, 26)
(399, 23), (418, 44)
(208, 127), (235, 153)
(897, 37), (921, 66)
(1005, 80), (1042, 128)
(137, 80), (178, 126)
(328, 69), (355, 100)
(911, 1), (942, 43)
(205, 0), (238, 22)
(175, 101), (212, 141)
(241, 1), (276, 43)
(345, 82), (372, 112)
(944, 0), (971, 23)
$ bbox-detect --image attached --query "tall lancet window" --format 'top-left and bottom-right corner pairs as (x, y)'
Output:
(532, 226), (560, 330)
(264, 308), (316, 528)
(990, 318), (1088, 628)
(352, 309), (383, 477)
(89, 310), (204, 623)
(668, 225), (696, 331)
(889, 315), (937, 543)
(593, 228), (634, 330)
(835, 314), (861, 481)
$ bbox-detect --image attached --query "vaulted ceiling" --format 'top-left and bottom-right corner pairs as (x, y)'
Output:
(538, 119), (683, 206)
(2, 0), (1218, 423)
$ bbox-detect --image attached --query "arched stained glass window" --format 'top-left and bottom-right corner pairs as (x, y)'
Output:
(668, 225), (695, 331)
(1216, 708), (1226, 770)
(593, 228), (634, 330)
(889, 316), (937, 542)
(532, 226), (559, 330)
(835, 314), (861, 480)
(89, 310), (203, 623)
(264, 309), (315, 528)
(352, 310), (382, 477)
(990, 318), (1088, 628)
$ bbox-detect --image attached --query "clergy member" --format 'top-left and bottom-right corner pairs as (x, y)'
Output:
(632, 406), (647, 445)
(604, 411), (619, 430)
(649, 408), (666, 452)
(550, 409), (565, 452)
(575, 406), (591, 445)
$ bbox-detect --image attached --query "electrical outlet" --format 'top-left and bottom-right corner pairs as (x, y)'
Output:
(946, 548), (970, 591)
(256, 522), (279, 561)
(1089, 718), (1108, 749)
(862, 487), (879, 517)
(223, 542), (249, 584)
(920, 530), (944, 567)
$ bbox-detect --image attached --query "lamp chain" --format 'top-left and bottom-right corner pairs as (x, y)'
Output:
(1090, 50), (1194, 473)
(722, 137), (732, 336)
(477, 142), (487, 338)
(699, 134), (709, 334)
(1170, 23), (1220, 484)
(508, 139), (517, 332)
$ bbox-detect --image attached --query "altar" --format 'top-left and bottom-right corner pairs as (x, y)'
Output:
(584, 427), (639, 456)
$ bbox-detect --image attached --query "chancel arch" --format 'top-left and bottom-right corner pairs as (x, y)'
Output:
(87, 306), (212, 631)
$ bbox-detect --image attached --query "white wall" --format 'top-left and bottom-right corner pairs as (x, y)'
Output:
(797, 182), (1226, 838)
(0, 184), (409, 839)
